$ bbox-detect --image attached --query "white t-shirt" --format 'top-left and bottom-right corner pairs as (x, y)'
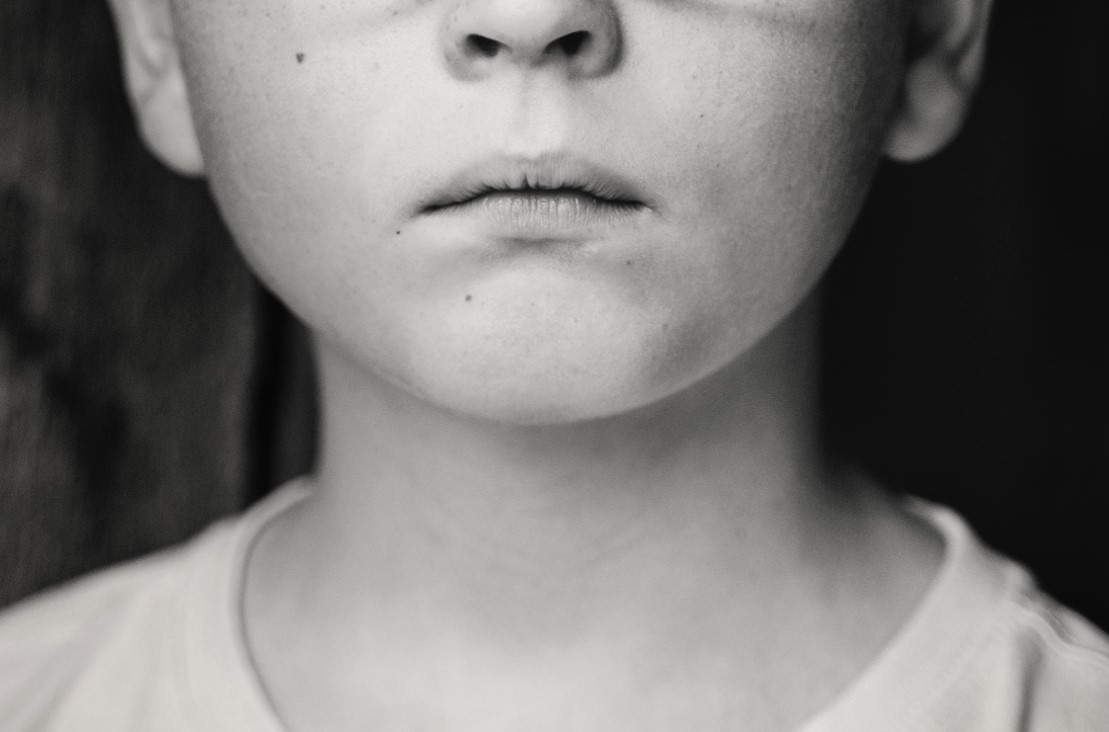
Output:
(2, 483), (1108, 731)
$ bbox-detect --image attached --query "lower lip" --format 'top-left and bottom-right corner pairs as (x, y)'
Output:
(424, 191), (648, 238)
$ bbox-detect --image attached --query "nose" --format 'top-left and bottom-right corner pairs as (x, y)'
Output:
(442, 0), (622, 80)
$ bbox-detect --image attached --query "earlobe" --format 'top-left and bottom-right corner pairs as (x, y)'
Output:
(107, 0), (204, 176)
(883, 0), (995, 163)
(884, 61), (970, 162)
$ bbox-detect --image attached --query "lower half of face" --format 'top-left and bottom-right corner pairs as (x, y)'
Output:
(171, 0), (903, 424)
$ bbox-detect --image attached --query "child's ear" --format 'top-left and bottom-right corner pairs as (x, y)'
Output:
(884, 0), (995, 162)
(106, 0), (204, 176)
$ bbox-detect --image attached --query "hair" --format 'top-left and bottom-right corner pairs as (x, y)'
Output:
(0, 0), (279, 606)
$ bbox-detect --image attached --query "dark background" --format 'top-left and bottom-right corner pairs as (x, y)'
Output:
(2, 0), (1106, 623)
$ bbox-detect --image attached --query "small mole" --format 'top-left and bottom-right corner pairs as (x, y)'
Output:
(625, 260), (633, 266)
(296, 52), (305, 64)
(465, 294), (473, 302)
(395, 230), (401, 235)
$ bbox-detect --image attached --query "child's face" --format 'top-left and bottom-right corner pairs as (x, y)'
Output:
(169, 0), (905, 424)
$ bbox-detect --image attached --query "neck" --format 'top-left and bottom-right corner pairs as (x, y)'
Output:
(264, 296), (872, 631)
(244, 294), (944, 731)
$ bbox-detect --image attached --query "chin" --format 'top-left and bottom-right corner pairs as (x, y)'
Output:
(416, 370), (662, 427)
(391, 318), (723, 427)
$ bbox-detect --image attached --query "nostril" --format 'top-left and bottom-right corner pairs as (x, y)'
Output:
(465, 34), (502, 58)
(549, 30), (590, 57)
(443, 0), (620, 80)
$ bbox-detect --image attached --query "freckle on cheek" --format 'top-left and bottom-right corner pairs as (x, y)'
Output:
(465, 295), (473, 302)
(296, 52), (305, 63)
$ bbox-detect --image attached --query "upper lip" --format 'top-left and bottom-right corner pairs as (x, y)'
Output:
(417, 153), (653, 212)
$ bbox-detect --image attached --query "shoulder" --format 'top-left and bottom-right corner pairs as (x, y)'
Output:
(812, 496), (1109, 732)
(0, 483), (308, 732)
(910, 501), (1109, 731)
(992, 585), (1109, 731)
(0, 527), (224, 731)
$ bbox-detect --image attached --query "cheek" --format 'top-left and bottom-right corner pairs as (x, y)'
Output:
(170, 3), (426, 332)
(632, 3), (901, 231)
(612, 3), (902, 348)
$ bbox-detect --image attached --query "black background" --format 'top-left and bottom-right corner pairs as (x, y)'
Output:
(825, 0), (1109, 626)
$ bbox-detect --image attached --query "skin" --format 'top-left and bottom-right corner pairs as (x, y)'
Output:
(108, 0), (989, 729)
(168, 0), (904, 424)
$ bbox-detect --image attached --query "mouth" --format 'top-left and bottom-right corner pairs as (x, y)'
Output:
(414, 153), (654, 238)
(417, 153), (654, 216)
(422, 185), (645, 214)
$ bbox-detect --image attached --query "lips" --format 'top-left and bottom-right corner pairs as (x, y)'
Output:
(417, 153), (653, 214)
